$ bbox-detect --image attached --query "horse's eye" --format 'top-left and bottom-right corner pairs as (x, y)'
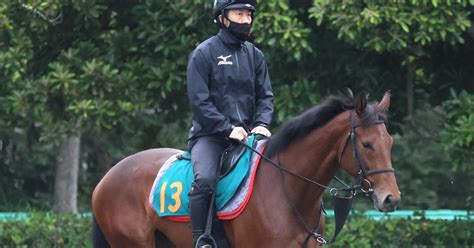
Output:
(362, 142), (374, 150)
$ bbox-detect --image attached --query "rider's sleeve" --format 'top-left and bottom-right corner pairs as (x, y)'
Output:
(187, 48), (234, 136)
(252, 48), (274, 128)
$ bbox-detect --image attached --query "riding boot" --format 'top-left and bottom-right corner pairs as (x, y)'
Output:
(189, 186), (212, 247)
(212, 218), (231, 248)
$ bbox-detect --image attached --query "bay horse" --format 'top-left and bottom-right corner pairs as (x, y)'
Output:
(92, 92), (400, 247)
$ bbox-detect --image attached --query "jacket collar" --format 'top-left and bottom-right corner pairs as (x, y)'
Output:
(217, 28), (245, 48)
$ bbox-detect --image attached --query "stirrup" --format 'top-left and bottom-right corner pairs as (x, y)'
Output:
(195, 234), (216, 248)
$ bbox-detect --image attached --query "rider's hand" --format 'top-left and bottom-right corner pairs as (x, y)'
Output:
(229, 126), (248, 141)
(251, 126), (271, 137)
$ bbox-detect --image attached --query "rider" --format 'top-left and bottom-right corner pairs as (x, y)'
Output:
(187, 0), (273, 246)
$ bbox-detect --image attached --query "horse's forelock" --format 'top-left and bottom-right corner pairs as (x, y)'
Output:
(360, 103), (381, 127)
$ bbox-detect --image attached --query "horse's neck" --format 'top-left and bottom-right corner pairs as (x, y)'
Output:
(270, 112), (349, 217)
(230, 113), (350, 244)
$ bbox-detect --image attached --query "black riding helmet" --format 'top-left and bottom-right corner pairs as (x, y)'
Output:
(213, 0), (256, 23)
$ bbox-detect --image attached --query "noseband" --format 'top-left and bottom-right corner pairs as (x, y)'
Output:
(338, 110), (395, 194)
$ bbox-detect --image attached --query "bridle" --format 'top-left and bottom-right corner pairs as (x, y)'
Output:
(337, 110), (395, 194)
(239, 110), (396, 246)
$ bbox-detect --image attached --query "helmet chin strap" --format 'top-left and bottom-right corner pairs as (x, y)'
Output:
(218, 13), (227, 28)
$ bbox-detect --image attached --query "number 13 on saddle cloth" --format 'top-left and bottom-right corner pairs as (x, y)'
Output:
(148, 135), (266, 222)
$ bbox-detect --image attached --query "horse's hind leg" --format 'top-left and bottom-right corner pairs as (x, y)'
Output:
(103, 220), (155, 248)
(155, 230), (175, 248)
(93, 173), (159, 247)
(92, 148), (184, 247)
(93, 215), (111, 248)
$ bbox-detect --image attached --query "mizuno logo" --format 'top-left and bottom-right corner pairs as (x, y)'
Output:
(217, 55), (233, 65)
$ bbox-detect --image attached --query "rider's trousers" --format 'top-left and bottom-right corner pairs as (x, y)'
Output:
(189, 135), (229, 244)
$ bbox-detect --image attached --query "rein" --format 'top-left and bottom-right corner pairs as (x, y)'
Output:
(239, 110), (395, 246)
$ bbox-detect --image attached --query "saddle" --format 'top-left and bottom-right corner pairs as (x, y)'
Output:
(178, 135), (265, 177)
(150, 134), (267, 219)
(219, 142), (247, 177)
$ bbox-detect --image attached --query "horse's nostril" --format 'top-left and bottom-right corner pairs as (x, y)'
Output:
(382, 194), (400, 210)
(383, 195), (393, 207)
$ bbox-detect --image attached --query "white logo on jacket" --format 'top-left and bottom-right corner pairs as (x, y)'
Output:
(217, 55), (233, 65)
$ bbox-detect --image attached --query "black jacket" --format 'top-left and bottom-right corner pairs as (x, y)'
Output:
(187, 28), (274, 140)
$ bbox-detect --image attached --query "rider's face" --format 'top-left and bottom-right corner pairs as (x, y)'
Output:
(220, 9), (252, 27)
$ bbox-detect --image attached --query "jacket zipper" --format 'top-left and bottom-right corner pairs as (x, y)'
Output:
(234, 51), (243, 123)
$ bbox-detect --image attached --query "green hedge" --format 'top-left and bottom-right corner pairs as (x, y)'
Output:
(0, 213), (472, 247)
(325, 214), (474, 247)
(0, 213), (90, 247)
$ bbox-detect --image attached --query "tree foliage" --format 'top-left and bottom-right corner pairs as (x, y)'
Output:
(309, 0), (473, 123)
(0, 0), (472, 211)
(442, 89), (474, 171)
(392, 106), (474, 209)
(310, 0), (473, 52)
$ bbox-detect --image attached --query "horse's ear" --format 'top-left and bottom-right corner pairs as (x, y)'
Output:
(355, 93), (368, 116)
(345, 88), (354, 99)
(378, 91), (391, 114)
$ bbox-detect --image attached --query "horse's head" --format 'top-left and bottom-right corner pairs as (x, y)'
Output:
(339, 92), (400, 212)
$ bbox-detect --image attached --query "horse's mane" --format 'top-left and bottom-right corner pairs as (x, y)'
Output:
(264, 92), (384, 157)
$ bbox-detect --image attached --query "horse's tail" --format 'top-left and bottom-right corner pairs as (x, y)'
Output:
(92, 215), (111, 248)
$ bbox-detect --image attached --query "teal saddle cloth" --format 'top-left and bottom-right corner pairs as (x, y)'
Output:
(150, 135), (256, 217)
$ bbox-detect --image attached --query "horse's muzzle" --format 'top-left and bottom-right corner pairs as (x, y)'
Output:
(382, 194), (400, 212)
(373, 190), (401, 212)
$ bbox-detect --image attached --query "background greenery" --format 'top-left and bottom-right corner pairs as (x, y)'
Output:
(0, 213), (472, 247)
(0, 0), (473, 214)
(324, 213), (474, 247)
